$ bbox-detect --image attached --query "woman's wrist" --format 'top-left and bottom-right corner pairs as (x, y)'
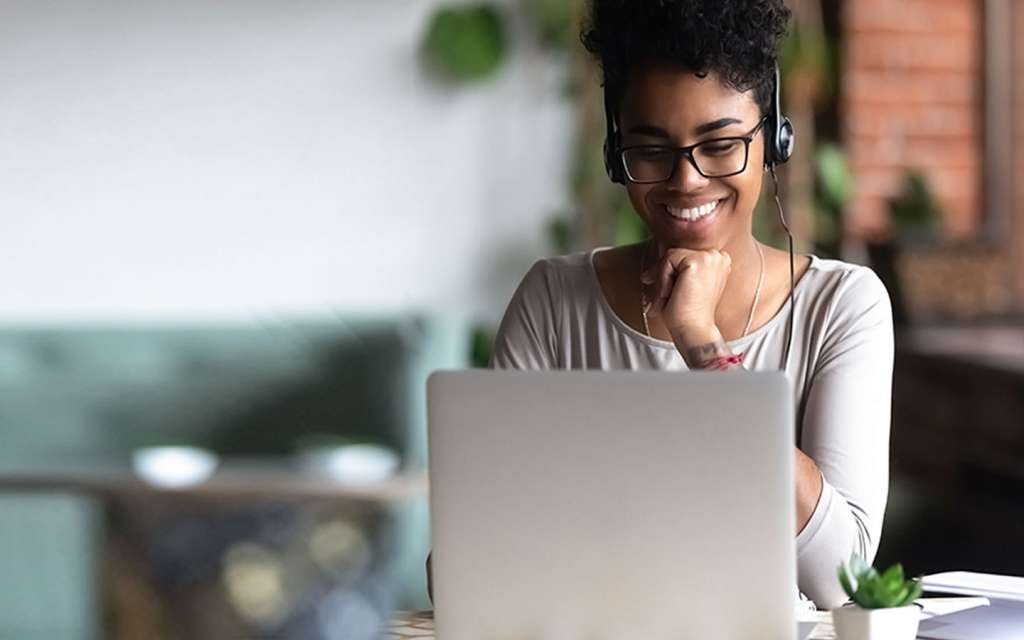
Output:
(670, 325), (735, 369)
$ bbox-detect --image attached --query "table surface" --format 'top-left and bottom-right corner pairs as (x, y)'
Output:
(385, 598), (992, 640)
(384, 611), (837, 640)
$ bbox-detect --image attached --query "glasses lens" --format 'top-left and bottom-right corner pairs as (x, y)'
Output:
(622, 147), (675, 183)
(693, 138), (748, 177)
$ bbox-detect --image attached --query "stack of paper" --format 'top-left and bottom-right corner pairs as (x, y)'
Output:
(918, 597), (992, 619)
(923, 572), (1024, 602)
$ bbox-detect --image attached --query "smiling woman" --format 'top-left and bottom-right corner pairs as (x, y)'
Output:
(488, 0), (895, 611)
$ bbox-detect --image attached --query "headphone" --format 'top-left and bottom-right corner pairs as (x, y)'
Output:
(603, 65), (794, 184)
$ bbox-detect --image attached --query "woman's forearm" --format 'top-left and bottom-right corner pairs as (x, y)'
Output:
(795, 448), (823, 534)
(671, 326), (744, 370)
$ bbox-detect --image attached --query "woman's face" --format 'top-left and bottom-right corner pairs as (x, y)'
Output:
(618, 65), (765, 251)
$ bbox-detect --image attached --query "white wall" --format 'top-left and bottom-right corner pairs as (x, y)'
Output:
(0, 0), (573, 324)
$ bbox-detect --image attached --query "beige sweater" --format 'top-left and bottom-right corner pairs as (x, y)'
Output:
(490, 246), (894, 609)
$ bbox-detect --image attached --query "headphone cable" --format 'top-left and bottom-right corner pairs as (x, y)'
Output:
(769, 165), (801, 448)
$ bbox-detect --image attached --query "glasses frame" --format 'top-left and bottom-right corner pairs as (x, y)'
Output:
(619, 116), (768, 184)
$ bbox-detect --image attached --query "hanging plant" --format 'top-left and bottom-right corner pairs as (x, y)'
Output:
(888, 169), (939, 240)
(423, 3), (508, 83)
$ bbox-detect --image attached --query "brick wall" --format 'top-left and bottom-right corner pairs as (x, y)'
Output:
(841, 0), (981, 241)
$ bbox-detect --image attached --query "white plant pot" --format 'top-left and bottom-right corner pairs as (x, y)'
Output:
(832, 604), (920, 640)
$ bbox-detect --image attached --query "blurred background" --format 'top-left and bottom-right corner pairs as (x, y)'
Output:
(0, 0), (1021, 638)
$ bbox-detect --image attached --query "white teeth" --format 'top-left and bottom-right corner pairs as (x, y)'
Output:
(666, 200), (720, 221)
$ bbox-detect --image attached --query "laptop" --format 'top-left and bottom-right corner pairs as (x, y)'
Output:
(427, 370), (798, 639)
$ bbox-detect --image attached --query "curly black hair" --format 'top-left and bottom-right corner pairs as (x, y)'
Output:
(581, 0), (791, 116)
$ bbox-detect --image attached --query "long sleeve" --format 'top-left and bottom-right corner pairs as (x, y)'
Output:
(490, 260), (561, 370)
(795, 267), (894, 609)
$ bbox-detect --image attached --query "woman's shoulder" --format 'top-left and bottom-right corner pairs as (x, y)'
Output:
(516, 248), (601, 299)
(800, 256), (893, 334)
(802, 256), (889, 303)
(493, 249), (602, 370)
(528, 249), (595, 274)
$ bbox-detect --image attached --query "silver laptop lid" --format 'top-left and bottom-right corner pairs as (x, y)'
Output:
(428, 370), (796, 640)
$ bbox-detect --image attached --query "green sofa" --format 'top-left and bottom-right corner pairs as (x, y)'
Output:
(0, 315), (465, 638)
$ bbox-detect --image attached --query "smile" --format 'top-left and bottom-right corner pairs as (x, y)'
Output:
(664, 199), (723, 222)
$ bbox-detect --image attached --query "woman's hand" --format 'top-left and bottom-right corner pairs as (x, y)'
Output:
(641, 247), (732, 348)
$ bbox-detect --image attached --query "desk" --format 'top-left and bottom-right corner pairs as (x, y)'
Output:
(385, 611), (837, 640)
(385, 599), (992, 640)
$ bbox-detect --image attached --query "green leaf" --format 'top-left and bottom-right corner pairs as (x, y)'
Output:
(850, 555), (872, 581)
(881, 564), (905, 593)
(899, 580), (923, 607)
(838, 564), (856, 599)
(887, 584), (911, 608)
(888, 169), (939, 237)
(469, 324), (497, 368)
(862, 566), (881, 589)
(852, 578), (872, 608)
(862, 579), (884, 608)
(816, 144), (852, 208)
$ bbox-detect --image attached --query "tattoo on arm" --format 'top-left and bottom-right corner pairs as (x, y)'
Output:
(684, 340), (743, 370)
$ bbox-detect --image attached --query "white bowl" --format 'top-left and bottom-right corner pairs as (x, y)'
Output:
(297, 444), (399, 485)
(132, 446), (219, 488)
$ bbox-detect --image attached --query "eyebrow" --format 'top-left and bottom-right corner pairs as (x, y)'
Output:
(626, 117), (745, 139)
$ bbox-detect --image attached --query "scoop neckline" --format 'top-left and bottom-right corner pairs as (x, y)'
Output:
(586, 245), (819, 350)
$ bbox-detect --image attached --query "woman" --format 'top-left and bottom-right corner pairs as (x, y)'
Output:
(490, 0), (893, 609)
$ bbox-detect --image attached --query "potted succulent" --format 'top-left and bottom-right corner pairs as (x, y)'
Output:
(832, 556), (923, 640)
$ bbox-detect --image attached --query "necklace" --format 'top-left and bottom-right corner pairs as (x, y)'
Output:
(639, 239), (766, 339)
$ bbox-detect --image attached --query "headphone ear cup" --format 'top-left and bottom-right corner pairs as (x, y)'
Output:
(764, 113), (796, 167)
(603, 87), (626, 185)
(776, 117), (795, 165)
(764, 64), (795, 168)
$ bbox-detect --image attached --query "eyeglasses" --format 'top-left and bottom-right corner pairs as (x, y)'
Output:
(619, 117), (768, 183)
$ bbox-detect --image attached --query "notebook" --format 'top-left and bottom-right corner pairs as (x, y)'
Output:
(923, 572), (1024, 603)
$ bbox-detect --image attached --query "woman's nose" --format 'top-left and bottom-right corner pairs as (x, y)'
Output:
(669, 154), (710, 192)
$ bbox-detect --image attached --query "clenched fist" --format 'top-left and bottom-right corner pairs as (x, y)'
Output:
(641, 247), (732, 347)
